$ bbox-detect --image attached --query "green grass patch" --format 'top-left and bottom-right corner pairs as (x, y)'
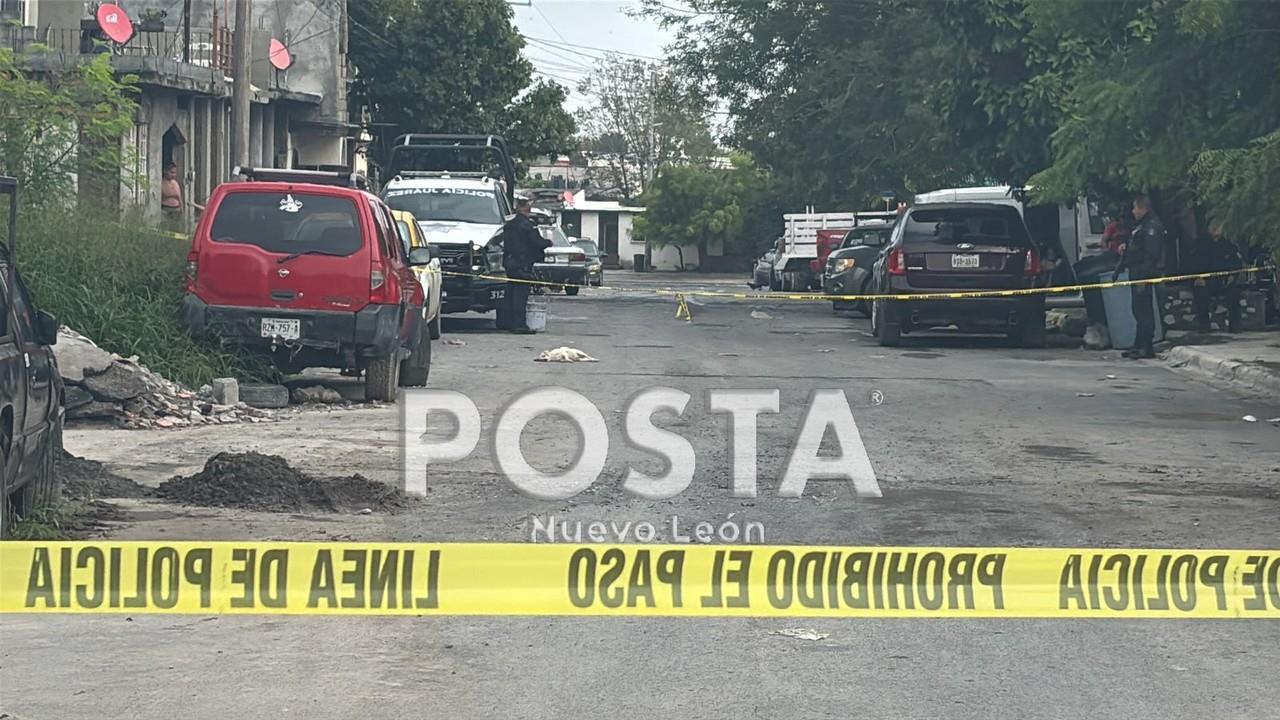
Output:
(13, 207), (277, 388)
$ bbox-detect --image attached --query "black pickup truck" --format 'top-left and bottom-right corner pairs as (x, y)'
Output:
(1, 176), (64, 537)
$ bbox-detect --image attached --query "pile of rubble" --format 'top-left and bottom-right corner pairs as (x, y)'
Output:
(54, 328), (273, 429)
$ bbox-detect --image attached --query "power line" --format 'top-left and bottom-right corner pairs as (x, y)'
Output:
(532, 1), (572, 45)
(522, 35), (663, 62)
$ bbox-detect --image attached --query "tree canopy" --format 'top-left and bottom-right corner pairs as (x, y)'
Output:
(349, 0), (576, 163)
(647, 0), (1280, 252)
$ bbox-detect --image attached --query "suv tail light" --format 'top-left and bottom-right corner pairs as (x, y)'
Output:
(1024, 248), (1041, 276)
(184, 252), (198, 290)
(369, 267), (398, 304)
(571, 252), (586, 262)
(887, 248), (906, 276)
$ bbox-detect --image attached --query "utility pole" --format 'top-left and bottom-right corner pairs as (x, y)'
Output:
(181, 0), (192, 63)
(230, 0), (251, 170)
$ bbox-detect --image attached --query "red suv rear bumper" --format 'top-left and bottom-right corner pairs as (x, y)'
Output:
(183, 294), (418, 362)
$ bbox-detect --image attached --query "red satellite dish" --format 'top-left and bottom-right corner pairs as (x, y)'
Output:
(269, 39), (293, 70)
(96, 3), (134, 44)
(563, 191), (574, 204)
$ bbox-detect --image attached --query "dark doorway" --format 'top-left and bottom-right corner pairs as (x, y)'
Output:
(599, 212), (620, 265)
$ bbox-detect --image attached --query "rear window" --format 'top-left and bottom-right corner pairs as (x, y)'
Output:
(539, 226), (571, 246)
(575, 240), (600, 256)
(210, 192), (362, 255)
(842, 228), (891, 248)
(903, 207), (1031, 247)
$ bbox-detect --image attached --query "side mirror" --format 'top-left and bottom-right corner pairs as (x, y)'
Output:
(35, 310), (58, 346)
(408, 247), (432, 266)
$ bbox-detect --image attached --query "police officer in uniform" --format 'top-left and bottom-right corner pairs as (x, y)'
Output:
(502, 197), (551, 334)
(1116, 194), (1166, 359)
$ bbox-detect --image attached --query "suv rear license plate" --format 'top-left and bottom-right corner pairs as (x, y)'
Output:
(951, 253), (980, 268)
(261, 318), (300, 340)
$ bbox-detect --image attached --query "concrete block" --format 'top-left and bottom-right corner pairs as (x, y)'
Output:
(211, 377), (239, 406)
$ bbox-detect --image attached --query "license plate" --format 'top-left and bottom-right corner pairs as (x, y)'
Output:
(951, 253), (980, 268)
(490, 289), (505, 300)
(260, 318), (300, 340)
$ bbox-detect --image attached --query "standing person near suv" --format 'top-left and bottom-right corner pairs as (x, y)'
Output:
(502, 197), (550, 334)
(1117, 194), (1166, 359)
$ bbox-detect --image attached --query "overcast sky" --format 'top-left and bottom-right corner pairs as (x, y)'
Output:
(511, 0), (674, 112)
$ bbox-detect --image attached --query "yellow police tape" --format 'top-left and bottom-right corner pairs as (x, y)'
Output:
(445, 265), (1271, 304)
(2, 542), (1277, 618)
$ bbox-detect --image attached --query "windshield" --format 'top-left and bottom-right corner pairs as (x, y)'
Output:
(383, 186), (502, 224)
(209, 192), (361, 255)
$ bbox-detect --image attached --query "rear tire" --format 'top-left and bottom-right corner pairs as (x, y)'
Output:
(872, 299), (902, 347)
(565, 285), (580, 296)
(399, 333), (431, 387)
(10, 421), (62, 535)
(365, 354), (401, 402)
(428, 310), (442, 340)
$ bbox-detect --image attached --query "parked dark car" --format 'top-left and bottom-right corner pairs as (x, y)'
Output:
(573, 238), (604, 286)
(869, 202), (1047, 347)
(182, 168), (428, 400)
(0, 176), (64, 537)
(825, 221), (894, 315)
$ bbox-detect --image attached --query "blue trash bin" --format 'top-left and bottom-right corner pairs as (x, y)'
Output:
(1100, 270), (1164, 349)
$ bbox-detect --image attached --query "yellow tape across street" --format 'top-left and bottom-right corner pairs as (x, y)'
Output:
(445, 266), (1272, 304)
(2, 542), (1277, 618)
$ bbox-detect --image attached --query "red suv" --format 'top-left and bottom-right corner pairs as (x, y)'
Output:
(183, 169), (429, 401)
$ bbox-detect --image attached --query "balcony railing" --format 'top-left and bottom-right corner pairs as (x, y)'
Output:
(4, 26), (233, 73)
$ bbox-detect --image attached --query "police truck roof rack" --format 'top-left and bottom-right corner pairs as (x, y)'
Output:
(233, 166), (371, 191)
(384, 134), (516, 204)
(391, 170), (496, 180)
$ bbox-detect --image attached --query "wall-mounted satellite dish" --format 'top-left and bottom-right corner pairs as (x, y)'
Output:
(96, 3), (135, 44)
(269, 39), (293, 70)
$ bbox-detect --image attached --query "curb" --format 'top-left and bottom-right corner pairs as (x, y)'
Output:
(1165, 344), (1280, 397)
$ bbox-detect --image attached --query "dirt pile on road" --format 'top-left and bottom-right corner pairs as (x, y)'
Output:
(156, 452), (409, 513)
(58, 451), (149, 500)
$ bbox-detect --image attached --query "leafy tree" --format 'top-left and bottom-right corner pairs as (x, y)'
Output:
(349, 0), (575, 163)
(0, 49), (138, 205)
(1026, 0), (1280, 252)
(577, 56), (718, 199)
(635, 155), (779, 267)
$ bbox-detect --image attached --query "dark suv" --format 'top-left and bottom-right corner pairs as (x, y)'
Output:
(0, 176), (64, 536)
(183, 169), (429, 401)
(869, 202), (1046, 347)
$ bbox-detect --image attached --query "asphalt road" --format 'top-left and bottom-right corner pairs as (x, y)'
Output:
(4, 277), (1279, 719)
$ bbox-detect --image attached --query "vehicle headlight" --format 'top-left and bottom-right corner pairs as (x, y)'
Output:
(832, 258), (856, 273)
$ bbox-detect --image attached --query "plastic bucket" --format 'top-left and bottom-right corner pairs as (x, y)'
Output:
(526, 300), (547, 332)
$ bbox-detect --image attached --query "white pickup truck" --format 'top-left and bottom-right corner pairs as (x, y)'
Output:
(771, 210), (858, 291)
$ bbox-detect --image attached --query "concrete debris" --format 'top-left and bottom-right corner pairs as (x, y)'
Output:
(444, 339), (467, 346)
(51, 328), (114, 382)
(1046, 310), (1088, 337)
(1075, 392), (1095, 398)
(291, 385), (345, 405)
(211, 377), (239, 405)
(1243, 415), (1258, 423)
(535, 347), (598, 363)
(750, 310), (773, 320)
(55, 327), (275, 430)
